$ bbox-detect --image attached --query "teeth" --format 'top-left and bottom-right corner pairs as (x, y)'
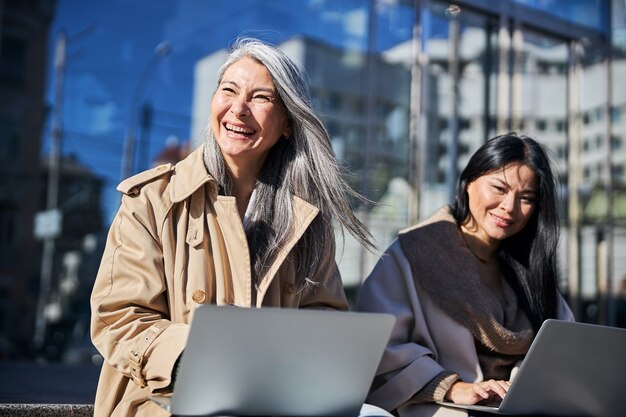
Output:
(226, 123), (255, 134)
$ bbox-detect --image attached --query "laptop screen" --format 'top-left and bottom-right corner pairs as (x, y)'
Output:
(168, 306), (395, 417)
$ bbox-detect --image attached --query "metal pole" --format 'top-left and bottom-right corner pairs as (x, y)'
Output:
(511, 21), (523, 132)
(137, 102), (154, 172)
(357, 0), (377, 283)
(483, 21), (494, 141)
(120, 42), (171, 182)
(446, 14), (460, 204)
(34, 29), (66, 350)
(408, 0), (426, 224)
(496, 16), (510, 134)
(604, 38), (615, 326)
(567, 40), (583, 320)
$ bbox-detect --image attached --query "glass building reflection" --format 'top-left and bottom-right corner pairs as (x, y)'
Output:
(1, 0), (625, 362)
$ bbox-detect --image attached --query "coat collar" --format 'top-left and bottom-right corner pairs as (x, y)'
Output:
(170, 145), (319, 220)
(169, 147), (217, 203)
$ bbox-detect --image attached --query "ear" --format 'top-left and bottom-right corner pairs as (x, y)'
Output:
(282, 122), (291, 139)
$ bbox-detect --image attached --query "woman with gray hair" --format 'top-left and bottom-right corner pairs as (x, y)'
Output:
(90, 37), (374, 417)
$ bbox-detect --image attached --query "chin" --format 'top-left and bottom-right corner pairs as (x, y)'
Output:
(488, 230), (510, 241)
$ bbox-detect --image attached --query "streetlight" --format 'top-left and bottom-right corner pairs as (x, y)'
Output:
(120, 41), (172, 182)
(33, 29), (67, 350)
(34, 24), (97, 352)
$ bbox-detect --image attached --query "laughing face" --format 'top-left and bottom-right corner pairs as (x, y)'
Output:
(463, 163), (539, 247)
(210, 57), (290, 174)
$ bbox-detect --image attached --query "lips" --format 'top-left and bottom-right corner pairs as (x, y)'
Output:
(491, 213), (513, 227)
(225, 122), (256, 136)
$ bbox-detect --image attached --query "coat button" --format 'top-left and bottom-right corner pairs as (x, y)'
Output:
(156, 164), (169, 172)
(282, 283), (295, 296)
(192, 290), (206, 303)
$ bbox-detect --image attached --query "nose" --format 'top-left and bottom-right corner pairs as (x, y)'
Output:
(500, 192), (517, 214)
(229, 95), (251, 117)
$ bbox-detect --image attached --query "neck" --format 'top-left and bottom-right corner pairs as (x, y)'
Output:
(460, 225), (499, 264)
(224, 153), (266, 181)
(225, 154), (261, 188)
(225, 160), (259, 219)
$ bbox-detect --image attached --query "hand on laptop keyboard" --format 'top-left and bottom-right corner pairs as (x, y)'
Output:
(445, 379), (510, 405)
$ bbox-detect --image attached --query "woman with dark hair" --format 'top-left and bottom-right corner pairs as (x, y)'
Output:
(358, 133), (573, 417)
(90, 37), (374, 417)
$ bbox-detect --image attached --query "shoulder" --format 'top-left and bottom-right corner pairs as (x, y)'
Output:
(359, 239), (413, 307)
(117, 163), (174, 197)
(115, 164), (176, 231)
(394, 206), (467, 273)
(116, 148), (216, 205)
(398, 206), (458, 244)
(399, 206), (455, 234)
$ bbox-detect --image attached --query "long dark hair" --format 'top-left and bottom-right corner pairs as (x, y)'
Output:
(450, 132), (560, 330)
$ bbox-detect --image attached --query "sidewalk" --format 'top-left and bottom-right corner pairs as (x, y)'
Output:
(0, 361), (99, 404)
(0, 361), (98, 416)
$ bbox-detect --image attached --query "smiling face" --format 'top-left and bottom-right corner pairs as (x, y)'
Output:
(210, 57), (290, 175)
(463, 163), (539, 247)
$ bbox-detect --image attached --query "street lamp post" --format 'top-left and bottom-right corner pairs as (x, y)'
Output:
(33, 29), (66, 351)
(33, 24), (96, 353)
(120, 41), (172, 182)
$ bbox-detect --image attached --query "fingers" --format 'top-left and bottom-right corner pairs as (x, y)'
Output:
(474, 379), (510, 400)
(472, 382), (490, 399)
(446, 379), (511, 405)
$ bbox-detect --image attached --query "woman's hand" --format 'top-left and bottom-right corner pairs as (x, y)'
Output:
(444, 379), (511, 405)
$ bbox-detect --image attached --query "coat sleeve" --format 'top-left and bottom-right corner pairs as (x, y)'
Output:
(357, 240), (448, 412)
(90, 188), (188, 393)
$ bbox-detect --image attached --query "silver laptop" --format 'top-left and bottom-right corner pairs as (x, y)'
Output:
(438, 319), (626, 416)
(151, 305), (395, 416)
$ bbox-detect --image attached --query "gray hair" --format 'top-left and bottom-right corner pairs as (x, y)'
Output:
(203, 37), (375, 288)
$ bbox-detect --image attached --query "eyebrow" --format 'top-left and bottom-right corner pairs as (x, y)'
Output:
(219, 80), (276, 94)
(491, 176), (538, 194)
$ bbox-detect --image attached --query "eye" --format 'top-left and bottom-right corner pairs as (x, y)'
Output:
(220, 86), (237, 95)
(252, 94), (273, 104)
(520, 195), (537, 204)
(492, 185), (506, 194)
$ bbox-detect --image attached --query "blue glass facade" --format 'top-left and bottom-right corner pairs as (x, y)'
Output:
(513, 0), (610, 33)
(0, 0), (624, 363)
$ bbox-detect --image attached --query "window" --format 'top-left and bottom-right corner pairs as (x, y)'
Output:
(536, 119), (547, 131)
(0, 120), (20, 160)
(326, 121), (339, 137)
(328, 92), (342, 111)
(0, 206), (16, 246)
(611, 106), (621, 122)
(611, 135), (622, 150)
(0, 36), (26, 86)
(595, 107), (604, 122)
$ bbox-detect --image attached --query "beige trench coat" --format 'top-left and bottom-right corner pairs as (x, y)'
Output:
(90, 148), (349, 417)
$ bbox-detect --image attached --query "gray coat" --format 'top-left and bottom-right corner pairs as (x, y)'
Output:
(357, 207), (573, 417)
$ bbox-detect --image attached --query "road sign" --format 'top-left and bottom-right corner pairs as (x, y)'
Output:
(34, 209), (63, 240)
